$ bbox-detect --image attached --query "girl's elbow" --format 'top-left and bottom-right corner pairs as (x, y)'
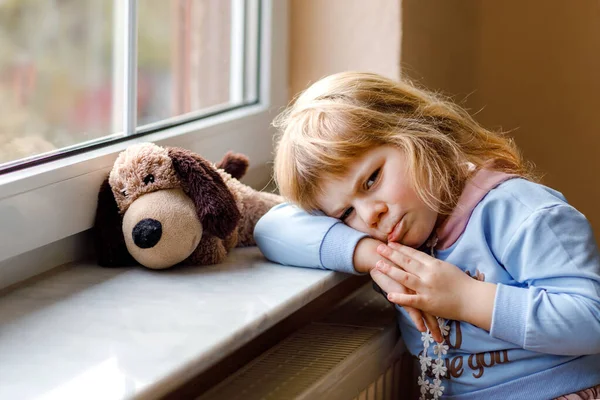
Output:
(253, 218), (275, 254)
(254, 206), (280, 240)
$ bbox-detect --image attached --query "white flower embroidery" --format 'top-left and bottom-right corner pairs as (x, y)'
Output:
(419, 318), (449, 399)
(438, 319), (450, 337)
(419, 241), (446, 400)
(419, 353), (432, 370)
(418, 376), (430, 394)
(421, 330), (434, 347)
(433, 342), (449, 356)
(432, 358), (447, 377)
(430, 378), (444, 398)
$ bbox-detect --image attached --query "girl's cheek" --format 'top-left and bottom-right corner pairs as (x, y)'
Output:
(381, 177), (399, 197)
(348, 217), (369, 234)
(346, 217), (361, 231)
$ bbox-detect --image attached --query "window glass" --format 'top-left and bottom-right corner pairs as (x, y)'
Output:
(0, 0), (258, 169)
(138, 0), (235, 127)
(0, 0), (117, 165)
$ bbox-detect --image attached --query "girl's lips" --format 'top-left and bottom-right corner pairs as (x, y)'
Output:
(387, 216), (405, 243)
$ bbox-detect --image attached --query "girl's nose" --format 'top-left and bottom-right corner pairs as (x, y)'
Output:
(357, 200), (387, 228)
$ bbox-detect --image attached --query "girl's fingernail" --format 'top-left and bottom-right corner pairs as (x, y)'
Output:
(377, 244), (387, 253)
(387, 293), (394, 301)
(388, 242), (400, 249)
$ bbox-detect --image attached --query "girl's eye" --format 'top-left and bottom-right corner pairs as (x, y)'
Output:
(121, 189), (128, 197)
(340, 207), (354, 221)
(365, 168), (381, 189)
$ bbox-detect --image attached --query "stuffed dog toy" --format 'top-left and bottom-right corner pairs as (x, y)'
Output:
(93, 142), (282, 269)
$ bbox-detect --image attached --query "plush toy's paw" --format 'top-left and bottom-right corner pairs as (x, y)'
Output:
(216, 151), (249, 180)
(223, 228), (239, 251)
(187, 234), (228, 265)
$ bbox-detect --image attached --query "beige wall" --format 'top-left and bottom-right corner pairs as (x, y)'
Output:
(402, 0), (600, 242)
(289, 0), (401, 98)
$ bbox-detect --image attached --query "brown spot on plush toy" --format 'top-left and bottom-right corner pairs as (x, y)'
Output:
(94, 142), (282, 269)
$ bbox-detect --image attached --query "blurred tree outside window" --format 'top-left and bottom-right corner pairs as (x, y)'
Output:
(139, 0), (232, 126)
(0, 0), (247, 167)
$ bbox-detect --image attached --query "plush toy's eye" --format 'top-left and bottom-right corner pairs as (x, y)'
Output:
(143, 174), (155, 185)
(121, 189), (128, 197)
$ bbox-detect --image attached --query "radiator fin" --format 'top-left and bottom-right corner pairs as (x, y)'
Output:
(199, 324), (380, 400)
(351, 357), (405, 400)
(197, 283), (415, 400)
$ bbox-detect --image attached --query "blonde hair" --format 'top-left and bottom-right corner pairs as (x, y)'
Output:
(273, 71), (536, 215)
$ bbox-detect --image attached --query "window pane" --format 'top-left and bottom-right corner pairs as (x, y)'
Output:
(0, 0), (259, 170)
(0, 0), (118, 165)
(137, 0), (236, 127)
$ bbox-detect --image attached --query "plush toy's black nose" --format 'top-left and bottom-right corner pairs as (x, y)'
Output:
(132, 219), (162, 249)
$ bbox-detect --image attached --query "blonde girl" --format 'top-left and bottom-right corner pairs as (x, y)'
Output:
(254, 72), (600, 399)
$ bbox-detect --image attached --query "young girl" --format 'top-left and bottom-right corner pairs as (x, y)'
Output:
(254, 72), (600, 399)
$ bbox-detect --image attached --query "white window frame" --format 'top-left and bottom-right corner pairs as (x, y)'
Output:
(0, 0), (288, 290)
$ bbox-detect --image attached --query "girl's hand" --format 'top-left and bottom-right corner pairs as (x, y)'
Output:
(376, 242), (497, 330)
(357, 238), (443, 341)
(370, 266), (444, 343)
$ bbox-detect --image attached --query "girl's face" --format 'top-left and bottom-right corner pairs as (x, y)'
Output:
(316, 145), (439, 248)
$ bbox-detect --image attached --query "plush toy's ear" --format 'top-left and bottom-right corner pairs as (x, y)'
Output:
(216, 151), (249, 180)
(93, 178), (137, 267)
(168, 147), (241, 240)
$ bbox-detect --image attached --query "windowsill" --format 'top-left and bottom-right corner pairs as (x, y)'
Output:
(0, 247), (350, 400)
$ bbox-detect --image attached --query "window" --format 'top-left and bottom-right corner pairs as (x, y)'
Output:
(0, 0), (260, 170)
(0, 0), (117, 166)
(0, 0), (287, 289)
(137, 0), (259, 128)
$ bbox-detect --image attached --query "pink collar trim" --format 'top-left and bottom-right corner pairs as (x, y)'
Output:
(435, 169), (518, 250)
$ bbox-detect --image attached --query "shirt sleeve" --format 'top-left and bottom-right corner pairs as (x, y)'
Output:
(490, 204), (600, 355)
(253, 203), (368, 274)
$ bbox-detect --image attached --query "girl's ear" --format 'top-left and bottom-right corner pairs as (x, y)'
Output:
(93, 178), (136, 267)
(168, 147), (241, 240)
(216, 151), (249, 180)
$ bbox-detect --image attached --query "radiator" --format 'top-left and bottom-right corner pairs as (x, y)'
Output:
(351, 357), (410, 400)
(198, 283), (417, 400)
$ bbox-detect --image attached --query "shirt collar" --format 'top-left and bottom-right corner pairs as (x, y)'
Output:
(434, 168), (518, 250)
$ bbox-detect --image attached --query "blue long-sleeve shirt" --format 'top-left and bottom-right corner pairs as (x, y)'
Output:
(254, 177), (600, 399)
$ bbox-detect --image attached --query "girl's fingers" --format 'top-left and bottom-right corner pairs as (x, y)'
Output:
(376, 260), (421, 291)
(370, 267), (410, 295)
(379, 243), (445, 343)
(405, 307), (427, 332)
(376, 244), (422, 275)
(369, 269), (429, 334)
(386, 292), (422, 309)
(423, 313), (443, 343)
(387, 242), (432, 264)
